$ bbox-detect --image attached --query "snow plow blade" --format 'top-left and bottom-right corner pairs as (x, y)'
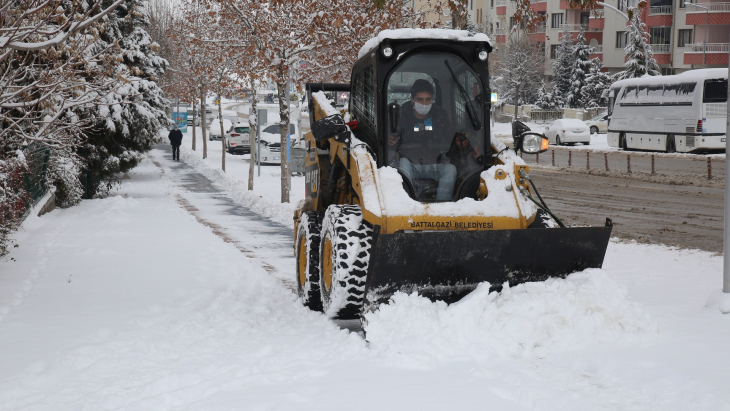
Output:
(365, 224), (612, 306)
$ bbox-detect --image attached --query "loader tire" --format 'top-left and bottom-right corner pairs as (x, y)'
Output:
(319, 205), (373, 319)
(295, 211), (323, 311)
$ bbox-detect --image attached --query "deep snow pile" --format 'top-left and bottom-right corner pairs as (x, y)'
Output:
(365, 270), (658, 366)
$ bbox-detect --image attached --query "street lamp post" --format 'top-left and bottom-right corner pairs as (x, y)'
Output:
(687, 2), (709, 68)
(597, 1), (650, 75)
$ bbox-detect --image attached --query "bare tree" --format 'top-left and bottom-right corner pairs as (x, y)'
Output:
(492, 34), (545, 123)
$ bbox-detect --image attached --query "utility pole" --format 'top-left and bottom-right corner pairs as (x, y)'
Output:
(722, 30), (730, 313)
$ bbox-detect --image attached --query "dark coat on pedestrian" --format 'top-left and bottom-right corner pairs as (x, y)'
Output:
(168, 128), (183, 146)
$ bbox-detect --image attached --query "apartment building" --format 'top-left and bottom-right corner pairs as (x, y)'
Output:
(471, 0), (730, 78)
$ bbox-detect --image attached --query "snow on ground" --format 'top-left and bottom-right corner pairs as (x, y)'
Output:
(1, 146), (730, 409)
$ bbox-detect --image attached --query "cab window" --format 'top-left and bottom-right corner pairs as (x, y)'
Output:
(385, 52), (485, 202)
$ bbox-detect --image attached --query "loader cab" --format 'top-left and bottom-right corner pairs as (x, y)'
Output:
(349, 38), (492, 202)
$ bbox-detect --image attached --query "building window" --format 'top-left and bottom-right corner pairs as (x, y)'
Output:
(551, 44), (560, 59)
(649, 26), (671, 45)
(580, 12), (590, 26)
(661, 68), (675, 76)
(471, 0), (473, 10)
(551, 13), (563, 28)
(491, 0), (494, 8)
(616, 31), (628, 48)
(678, 29), (693, 47)
(618, 0), (638, 11)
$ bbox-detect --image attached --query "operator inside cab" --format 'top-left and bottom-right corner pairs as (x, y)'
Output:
(386, 53), (484, 202)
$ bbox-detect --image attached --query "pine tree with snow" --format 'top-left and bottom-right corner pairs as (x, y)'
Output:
(72, 0), (169, 198)
(581, 58), (612, 109)
(566, 28), (592, 108)
(535, 84), (559, 110)
(551, 25), (573, 108)
(614, 12), (660, 81)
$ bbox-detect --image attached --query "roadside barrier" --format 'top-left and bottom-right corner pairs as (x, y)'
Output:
(651, 155), (656, 175)
(586, 152), (590, 170)
(552, 149), (555, 166)
(604, 153), (609, 171)
(627, 154), (632, 174)
(568, 150), (572, 167)
(708, 157), (712, 179)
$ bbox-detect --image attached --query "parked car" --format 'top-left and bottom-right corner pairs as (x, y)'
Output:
(544, 119), (591, 146)
(225, 123), (251, 154)
(209, 118), (233, 141)
(256, 123), (299, 164)
(585, 112), (609, 134)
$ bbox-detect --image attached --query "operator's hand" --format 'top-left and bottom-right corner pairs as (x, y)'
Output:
(453, 132), (470, 149)
(388, 134), (401, 147)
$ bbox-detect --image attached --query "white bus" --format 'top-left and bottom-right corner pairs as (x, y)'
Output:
(607, 69), (727, 153)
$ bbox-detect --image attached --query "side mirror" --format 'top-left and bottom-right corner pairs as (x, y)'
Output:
(519, 132), (549, 154)
(311, 114), (347, 142)
(388, 102), (400, 134)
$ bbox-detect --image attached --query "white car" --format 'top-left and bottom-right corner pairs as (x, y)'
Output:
(224, 123), (251, 154)
(256, 123), (299, 164)
(585, 112), (609, 134)
(544, 119), (591, 146)
(209, 118), (232, 141)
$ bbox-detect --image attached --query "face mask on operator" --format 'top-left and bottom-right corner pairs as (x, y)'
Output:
(413, 101), (432, 116)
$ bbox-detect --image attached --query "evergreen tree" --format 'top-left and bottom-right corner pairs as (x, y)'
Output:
(566, 28), (592, 108)
(551, 25), (573, 107)
(71, 0), (169, 199)
(581, 58), (612, 109)
(614, 13), (660, 81)
(536, 84), (559, 110)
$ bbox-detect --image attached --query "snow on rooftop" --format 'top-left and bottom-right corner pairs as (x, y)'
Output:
(358, 29), (492, 59)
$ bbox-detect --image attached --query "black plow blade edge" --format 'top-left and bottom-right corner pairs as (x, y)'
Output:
(365, 225), (612, 306)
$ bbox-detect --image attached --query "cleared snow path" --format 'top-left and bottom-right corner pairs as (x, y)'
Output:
(149, 145), (294, 287)
(1, 145), (730, 410)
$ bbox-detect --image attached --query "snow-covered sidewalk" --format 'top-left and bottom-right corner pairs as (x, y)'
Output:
(0, 148), (729, 410)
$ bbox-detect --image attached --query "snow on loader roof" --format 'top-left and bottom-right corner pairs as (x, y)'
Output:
(358, 28), (491, 59)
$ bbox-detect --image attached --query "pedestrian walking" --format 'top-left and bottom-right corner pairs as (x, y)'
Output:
(168, 124), (183, 161)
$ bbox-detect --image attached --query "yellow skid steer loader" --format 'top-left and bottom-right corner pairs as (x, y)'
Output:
(294, 30), (612, 319)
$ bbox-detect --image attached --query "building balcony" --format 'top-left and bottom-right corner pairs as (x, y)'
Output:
(647, 5), (673, 25)
(683, 43), (730, 65)
(686, 3), (730, 25)
(649, 5), (672, 14)
(557, 23), (589, 32)
(494, 28), (507, 43)
(650, 44), (672, 64)
(529, 0), (548, 12)
(650, 43), (671, 53)
(591, 45), (603, 53)
(496, 0), (507, 16)
(589, 10), (605, 29)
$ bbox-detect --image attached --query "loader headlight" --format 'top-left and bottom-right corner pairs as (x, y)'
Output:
(382, 45), (393, 58)
(478, 49), (488, 61)
(521, 132), (549, 154)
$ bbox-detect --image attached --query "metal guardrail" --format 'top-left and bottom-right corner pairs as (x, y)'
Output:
(650, 43), (671, 53)
(686, 2), (730, 12)
(529, 110), (563, 122)
(591, 45), (604, 53)
(685, 43), (730, 52)
(649, 5), (672, 14)
(496, 0), (507, 6)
